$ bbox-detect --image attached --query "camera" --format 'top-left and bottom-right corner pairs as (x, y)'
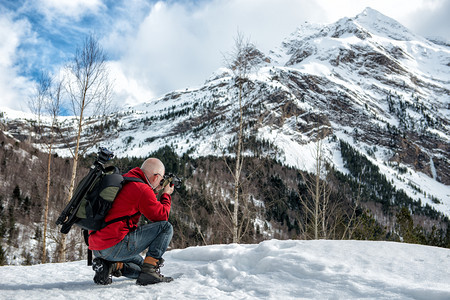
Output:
(160, 173), (182, 189)
(97, 147), (114, 165)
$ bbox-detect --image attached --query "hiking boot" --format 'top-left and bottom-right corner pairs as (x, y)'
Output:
(92, 257), (123, 285)
(136, 257), (173, 285)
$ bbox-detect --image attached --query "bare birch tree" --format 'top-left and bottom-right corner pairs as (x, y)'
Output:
(298, 135), (336, 239)
(298, 138), (324, 239)
(221, 31), (256, 243)
(29, 71), (63, 263)
(59, 34), (113, 261)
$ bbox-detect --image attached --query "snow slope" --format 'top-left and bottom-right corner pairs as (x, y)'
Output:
(1, 239), (449, 299)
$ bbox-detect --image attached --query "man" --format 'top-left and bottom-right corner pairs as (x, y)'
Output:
(88, 157), (174, 285)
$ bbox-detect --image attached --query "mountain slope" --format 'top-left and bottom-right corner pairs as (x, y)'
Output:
(1, 239), (449, 299)
(1, 8), (448, 215)
(72, 7), (449, 216)
(0, 8), (449, 262)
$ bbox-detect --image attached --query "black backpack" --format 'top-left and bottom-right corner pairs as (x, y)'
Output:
(56, 148), (145, 263)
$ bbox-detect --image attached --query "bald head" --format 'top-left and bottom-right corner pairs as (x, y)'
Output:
(141, 158), (165, 177)
(141, 158), (165, 190)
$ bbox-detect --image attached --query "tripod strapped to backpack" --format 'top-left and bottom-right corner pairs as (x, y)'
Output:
(56, 147), (146, 265)
(56, 147), (115, 234)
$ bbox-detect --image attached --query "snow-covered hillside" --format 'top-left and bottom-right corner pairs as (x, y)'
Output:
(1, 239), (449, 299)
(0, 7), (449, 256)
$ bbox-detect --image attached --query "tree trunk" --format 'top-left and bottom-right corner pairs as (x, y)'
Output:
(60, 93), (85, 262)
(233, 82), (244, 244)
(314, 143), (320, 240)
(42, 144), (52, 263)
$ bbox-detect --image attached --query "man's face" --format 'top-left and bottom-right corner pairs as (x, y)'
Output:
(151, 170), (165, 191)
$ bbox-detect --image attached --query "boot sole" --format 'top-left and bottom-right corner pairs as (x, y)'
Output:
(93, 258), (112, 285)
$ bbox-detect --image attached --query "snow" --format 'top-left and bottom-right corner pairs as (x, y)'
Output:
(1, 239), (449, 299)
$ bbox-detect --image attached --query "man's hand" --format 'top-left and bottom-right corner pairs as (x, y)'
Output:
(164, 183), (174, 195)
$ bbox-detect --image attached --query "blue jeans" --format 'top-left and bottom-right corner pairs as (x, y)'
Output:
(93, 221), (173, 279)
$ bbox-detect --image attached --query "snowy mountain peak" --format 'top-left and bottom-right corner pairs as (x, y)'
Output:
(274, 7), (426, 68)
(355, 6), (400, 26)
(352, 7), (418, 41)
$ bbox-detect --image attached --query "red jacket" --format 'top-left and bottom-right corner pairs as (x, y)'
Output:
(88, 167), (171, 250)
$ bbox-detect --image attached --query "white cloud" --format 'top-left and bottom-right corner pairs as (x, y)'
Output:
(110, 0), (326, 104)
(37, 0), (105, 21)
(0, 12), (34, 112)
(404, 0), (450, 40)
(108, 61), (156, 107)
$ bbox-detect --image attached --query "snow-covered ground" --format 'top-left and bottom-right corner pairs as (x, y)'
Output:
(1, 239), (449, 299)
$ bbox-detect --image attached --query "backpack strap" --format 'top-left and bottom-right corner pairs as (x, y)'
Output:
(87, 177), (146, 230)
(123, 176), (146, 184)
(103, 211), (141, 227)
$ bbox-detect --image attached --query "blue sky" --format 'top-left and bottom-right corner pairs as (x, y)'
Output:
(1, 0), (449, 114)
